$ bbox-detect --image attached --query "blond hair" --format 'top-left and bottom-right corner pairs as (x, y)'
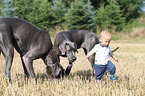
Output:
(100, 31), (111, 39)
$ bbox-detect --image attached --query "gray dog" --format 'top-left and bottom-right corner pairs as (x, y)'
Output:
(0, 17), (64, 83)
(54, 29), (100, 75)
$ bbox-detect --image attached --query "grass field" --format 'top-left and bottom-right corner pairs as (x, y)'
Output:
(0, 38), (144, 96)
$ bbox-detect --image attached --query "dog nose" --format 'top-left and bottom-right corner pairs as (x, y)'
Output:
(72, 57), (76, 61)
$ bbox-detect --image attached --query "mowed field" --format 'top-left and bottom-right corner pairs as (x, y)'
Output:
(0, 39), (144, 96)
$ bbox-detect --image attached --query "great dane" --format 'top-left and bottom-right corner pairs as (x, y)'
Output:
(0, 17), (64, 83)
(54, 29), (100, 75)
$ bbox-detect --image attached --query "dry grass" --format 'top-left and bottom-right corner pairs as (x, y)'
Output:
(0, 39), (145, 96)
(130, 27), (145, 38)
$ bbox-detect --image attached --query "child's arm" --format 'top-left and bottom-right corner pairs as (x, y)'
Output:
(109, 52), (119, 62)
(82, 51), (94, 61)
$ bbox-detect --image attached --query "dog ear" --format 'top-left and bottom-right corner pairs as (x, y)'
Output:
(66, 42), (78, 53)
(59, 41), (67, 55)
(59, 41), (78, 55)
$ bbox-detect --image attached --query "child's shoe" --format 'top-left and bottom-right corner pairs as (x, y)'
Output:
(110, 75), (117, 81)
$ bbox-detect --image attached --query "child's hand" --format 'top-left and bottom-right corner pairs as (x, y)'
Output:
(82, 51), (94, 62)
(82, 57), (87, 62)
(114, 57), (119, 62)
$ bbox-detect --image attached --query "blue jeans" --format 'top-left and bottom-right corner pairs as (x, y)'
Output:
(95, 61), (116, 80)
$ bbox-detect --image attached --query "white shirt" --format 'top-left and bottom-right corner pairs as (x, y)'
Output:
(91, 43), (112, 65)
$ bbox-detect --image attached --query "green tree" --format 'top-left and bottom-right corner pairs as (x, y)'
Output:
(15, 0), (56, 31)
(89, 0), (144, 23)
(0, 0), (3, 16)
(3, 0), (16, 17)
(14, 0), (33, 20)
(65, 0), (96, 31)
(117, 0), (144, 22)
(95, 1), (125, 31)
(51, 0), (67, 25)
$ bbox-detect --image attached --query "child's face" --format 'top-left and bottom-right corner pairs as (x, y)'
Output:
(100, 35), (111, 47)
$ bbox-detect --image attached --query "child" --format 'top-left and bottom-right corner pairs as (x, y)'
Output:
(83, 31), (119, 82)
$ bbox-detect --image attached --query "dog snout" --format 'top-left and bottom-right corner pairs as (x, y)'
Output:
(72, 56), (76, 61)
(69, 56), (77, 62)
(57, 68), (65, 78)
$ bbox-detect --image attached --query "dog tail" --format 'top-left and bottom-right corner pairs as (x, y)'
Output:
(112, 47), (119, 52)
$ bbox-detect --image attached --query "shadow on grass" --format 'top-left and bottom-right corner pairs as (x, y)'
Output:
(36, 69), (95, 82)
(36, 73), (48, 83)
(14, 70), (130, 85)
(14, 70), (94, 84)
(68, 69), (94, 82)
(67, 70), (129, 83)
(15, 72), (48, 84)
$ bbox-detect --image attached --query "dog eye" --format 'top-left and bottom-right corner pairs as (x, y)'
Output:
(67, 49), (71, 52)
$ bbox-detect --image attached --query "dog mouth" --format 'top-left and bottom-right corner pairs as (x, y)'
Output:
(46, 66), (65, 79)
(68, 57), (77, 62)
(56, 69), (65, 78)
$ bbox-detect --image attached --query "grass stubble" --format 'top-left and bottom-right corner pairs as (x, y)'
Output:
(0, 40), (144, 96)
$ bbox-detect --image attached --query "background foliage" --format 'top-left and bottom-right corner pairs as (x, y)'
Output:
(65, 0), (96, 32)
(0, 0), (145, 95)
(95, 1), (125, 31)
(0, 0), (145, 32)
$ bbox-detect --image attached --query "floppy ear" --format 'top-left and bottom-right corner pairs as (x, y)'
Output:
(59, 41), (78, 55)
(67, 42), (78, 53)
(46, 65), (53, 78)
(59, 41), (67, 55)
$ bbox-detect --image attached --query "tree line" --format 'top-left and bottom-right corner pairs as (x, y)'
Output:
(0, 0), (144, 32)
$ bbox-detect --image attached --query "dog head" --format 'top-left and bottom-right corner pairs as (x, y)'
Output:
(59, 41), (78, 62)
(44, 48), (65, 78)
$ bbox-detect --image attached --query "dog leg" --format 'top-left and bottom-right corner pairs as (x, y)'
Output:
(65, 62), (73, 75)
(0, 30), (14, 83)
(21, 48), (43, 82)
(83, 47), (95, 76)
(88, 55), (95, 76)
(85, 36), (99, 76)
(2, 45), (14, 83)
(20, 56), (29, 78)
(22, 54), (35, 79)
